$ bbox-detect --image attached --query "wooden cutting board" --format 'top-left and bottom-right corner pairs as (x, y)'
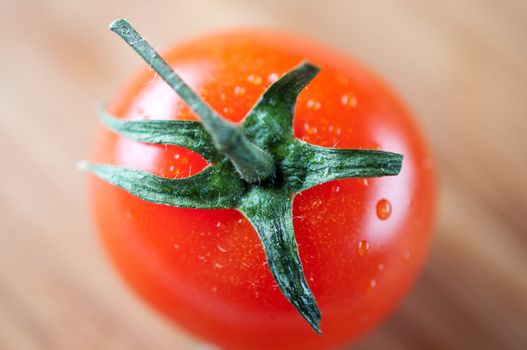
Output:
(1, 0), (526, 349)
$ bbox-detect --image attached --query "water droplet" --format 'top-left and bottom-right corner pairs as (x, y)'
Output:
(402, 249), (411, 262)
(247, 74), (262, 85)
(307, 126), (318, 135)
(306, 99), (321, 110)
(333, 185), (341, 193)
(214, 262), (224, 269)
(335, 127), (342, 135)
(377, 263), (384, 271)
(234, 86), (246, 96)
(309, 276), (315, 282)
(369, 279), (377, 289)
(217, 243), (228, 253)
(237, 218), (243, 224)
(174, 154), (180, 160)
(215, 221), (222, 228)
(358, 240), (370, 256)
(341, 94), (358, 108)
(357, 178), (368, 187)
(173, 243), (180, 250)
(268, 72), (279, 82)
(370, 142), (381, 150)
(198, 255), (206, 262)
(219, 92), (226, 101)
(303, 122), (310, 131)
(376, 199), (392, 220)
(148, 72), (158, 82)
(168, 165), (175, 172)
(223, 106), (233, 114)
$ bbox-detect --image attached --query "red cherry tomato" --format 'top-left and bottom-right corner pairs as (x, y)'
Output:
(90, 29), (436, 350)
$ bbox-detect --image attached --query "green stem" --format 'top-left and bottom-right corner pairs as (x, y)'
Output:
(240, 187), (321, 333)
(109, 19), (275, 183)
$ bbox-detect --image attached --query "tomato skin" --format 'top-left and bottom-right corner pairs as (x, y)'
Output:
(90, 29), (436, 350)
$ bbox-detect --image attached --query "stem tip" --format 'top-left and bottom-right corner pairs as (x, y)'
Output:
(109, 18), (127, 32)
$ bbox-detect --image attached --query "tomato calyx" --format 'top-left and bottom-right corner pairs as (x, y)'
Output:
(82, 19), (404, 334)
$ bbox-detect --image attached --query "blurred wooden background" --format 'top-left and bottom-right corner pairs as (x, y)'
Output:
(1, 0), (526, 349)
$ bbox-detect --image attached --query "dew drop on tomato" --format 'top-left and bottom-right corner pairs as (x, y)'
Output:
(217, 243), (228, 253)
(306, 99), (321, 110)
(358, 240), (370, 256)
(376, 198), (392, 220)
(357, 178), (368, 187)
(267, 72), (279, 82)
(233, 85), (246, 96)
(369, 279), (377, 290)
(340, 93), (357, 108)
(247, 74), (262, 85)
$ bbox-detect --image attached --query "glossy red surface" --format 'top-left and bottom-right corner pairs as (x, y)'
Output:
(90, 30), (436, 350)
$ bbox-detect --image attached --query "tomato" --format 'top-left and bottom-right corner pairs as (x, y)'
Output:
(89, 28), (435, 350)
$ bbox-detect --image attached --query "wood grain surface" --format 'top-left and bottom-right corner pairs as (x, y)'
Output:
(1, 0), (526, 349)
